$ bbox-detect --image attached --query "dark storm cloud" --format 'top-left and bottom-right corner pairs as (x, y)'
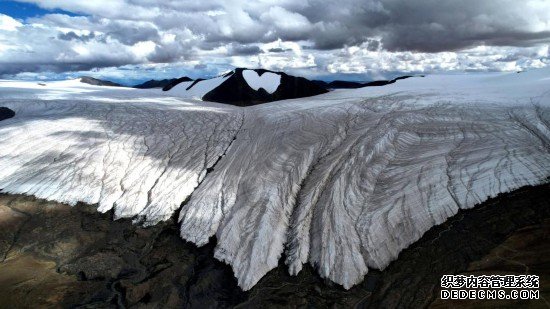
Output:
(10, 0), (550, 53)
(299, 0), (550, 52)
(229, 44), (262, 56)
(105, 23), (160, 45)
(146, 43), (187, 63)
(268, 48), (289, 53)
(1, 0), (549, 77)
(57, 31), (97, 42)
(0, 62), (128, 75)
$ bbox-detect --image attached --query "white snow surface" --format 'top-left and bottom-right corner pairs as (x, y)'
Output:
(169, 74), (232, 99)
(242, 70), (281, 94)
(1, 68), (549, 291)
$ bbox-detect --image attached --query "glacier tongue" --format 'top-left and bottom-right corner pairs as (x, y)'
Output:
(0, 99), (243, 224)
(178, 94), (550, 290)
(1, 70), (550, 291)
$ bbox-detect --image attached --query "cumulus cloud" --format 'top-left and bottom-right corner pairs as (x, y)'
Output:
(260, 6), (313, 40)
(0, 14), (22, 31)
(0, 0), (549, 78)
(0, 13), (156, 75)
(322, 42), (549, 75)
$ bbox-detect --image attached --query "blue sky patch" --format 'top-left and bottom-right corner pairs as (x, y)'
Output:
(0, 0), (81, 19)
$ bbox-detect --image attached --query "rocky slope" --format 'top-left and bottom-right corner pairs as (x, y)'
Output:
(79, 76), (123, 87)
(160, 77), (193, 91)
(0, 184), (548, 308)
(133, 78), (181, 89)
(202, 68), (328, 105)
(166, 68), (328, 105)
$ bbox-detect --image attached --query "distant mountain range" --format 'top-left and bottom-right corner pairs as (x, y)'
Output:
(133, 74), (416, 91)
(153, 68), (328, 106)
(312, 80), (365, 89)
(206, 68), (329, 105)
(133, 78), (181, 89)
(78, 70), (419, 105)
(79, 76), (123, 87)
(312, 76), (415, 89)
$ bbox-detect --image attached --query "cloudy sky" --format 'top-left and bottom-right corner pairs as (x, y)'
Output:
(1, 0), (549, 84)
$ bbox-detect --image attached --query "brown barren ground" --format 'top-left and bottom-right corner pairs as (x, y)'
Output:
(0, 183), (548, 308)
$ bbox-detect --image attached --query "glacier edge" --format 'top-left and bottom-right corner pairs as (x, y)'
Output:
(0, 71), (549, 291)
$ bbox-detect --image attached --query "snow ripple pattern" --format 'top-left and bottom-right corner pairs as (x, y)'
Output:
(0, 72), (549, 290)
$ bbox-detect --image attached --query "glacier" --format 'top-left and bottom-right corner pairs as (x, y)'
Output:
(0, 69), (549, 291)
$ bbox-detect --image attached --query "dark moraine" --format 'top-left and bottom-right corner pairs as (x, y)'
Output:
(0, 107), (15, 121)
(202, 68), (328, 106)
(0, 183), (548, 308)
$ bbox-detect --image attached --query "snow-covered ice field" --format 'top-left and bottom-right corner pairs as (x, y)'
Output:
(0, 69), (549, 290)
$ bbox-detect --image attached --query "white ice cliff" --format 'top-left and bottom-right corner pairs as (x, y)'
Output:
(0, 69), (549, 290)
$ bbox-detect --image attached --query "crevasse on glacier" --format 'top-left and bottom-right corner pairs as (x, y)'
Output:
(0, 71), (549, 290)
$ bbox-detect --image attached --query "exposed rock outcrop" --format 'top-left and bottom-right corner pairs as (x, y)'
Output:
(0, 107), (15, 121)
(201, 68), (328, 106)
(161, 76), (193, 91)
(165, 68), (328, 105)
(134, 78), (181, 89)
(79, 76), (123, 87)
